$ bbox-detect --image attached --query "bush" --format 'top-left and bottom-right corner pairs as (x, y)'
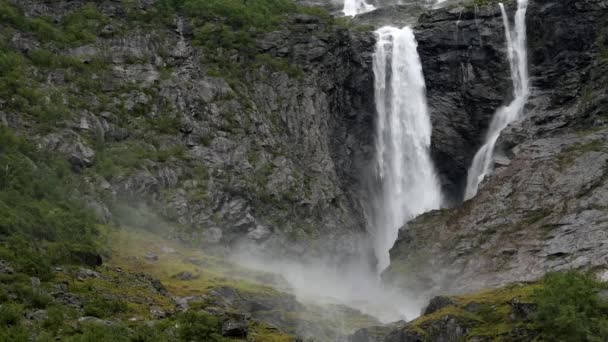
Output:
(83, 296), (128, 318)
(42, 306), (67, 332)
(67, 325), (130, 342)
(0, 127), (99, 277)
(533, 271), (608, 341)
(0, 303), (23, 326)
(176, 311), (225, 342)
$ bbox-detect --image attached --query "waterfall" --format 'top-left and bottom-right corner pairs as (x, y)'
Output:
(343, 0), (375, 16)
(464, 0), (529, 201)
(370, 27), (442, 272)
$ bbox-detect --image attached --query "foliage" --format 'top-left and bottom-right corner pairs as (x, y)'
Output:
(0, 303), (23, 326)
(175, 311), (225, 342)
(67, 325), (130, 342)
(1, 1), (108, 46)
(0, 127), (99, 278)
(466, 0), (503, 7)
(83, 295), (128, 318)
(533, 271), (608, 341)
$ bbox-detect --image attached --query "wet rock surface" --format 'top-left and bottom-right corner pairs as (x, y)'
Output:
(386, 0), (608, 295)
(417, 3), (512, 201)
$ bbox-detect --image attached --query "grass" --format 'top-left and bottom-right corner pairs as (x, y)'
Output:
(104, 226), (282, 298)
(406, 273), (608, 341)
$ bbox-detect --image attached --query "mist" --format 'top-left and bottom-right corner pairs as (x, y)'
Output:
(229, 242), (429, 325)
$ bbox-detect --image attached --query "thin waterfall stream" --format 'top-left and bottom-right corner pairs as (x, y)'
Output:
(465, 0), (530, 200)
(343, 0), (375, 16)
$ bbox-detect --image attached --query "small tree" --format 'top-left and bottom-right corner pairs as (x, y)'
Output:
(533, 271), (608, 341)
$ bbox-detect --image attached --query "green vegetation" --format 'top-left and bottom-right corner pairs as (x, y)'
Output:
(534, 272), (608, 341)
(83, 295), (128, 318)
(0, 128), (99, 279)
(0, 1), (108, 47)
(182, 0), (326, 51)
(465, 0), (503, 8)
(408, 271), (608, 341)
(176, 311), (224, 342)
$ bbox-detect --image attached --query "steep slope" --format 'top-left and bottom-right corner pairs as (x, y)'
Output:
(1, 0), (378, 261)
(385, 0), (608, 295)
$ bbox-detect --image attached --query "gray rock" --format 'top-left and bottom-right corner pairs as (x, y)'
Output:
(172, 271), (197, 281)
(150, 306), (167, 319)
(26, 309), (48, 321)
(144, 252), (159, 262)
(53, 292), (83, 309)
(77, 268), (102, 279)
(221, 313), (249, 338)
(0, 260), (14, 275)
(423, 296), (455, 315)
(173, 295), (208, 312)
(78, 316), (114, 326)
(509, 299), (537, 321)
(386, 0), (608, 296)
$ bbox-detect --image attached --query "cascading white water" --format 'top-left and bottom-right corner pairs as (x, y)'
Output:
(343, 0), (375, 16)
(370, 26), (442, 272)
(464, 0), (529, 200)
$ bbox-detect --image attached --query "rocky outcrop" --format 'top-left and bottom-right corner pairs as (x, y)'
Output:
(417, 3), (513, 202)
(3, 0), (379, 261)
(386, 0), (608, 295)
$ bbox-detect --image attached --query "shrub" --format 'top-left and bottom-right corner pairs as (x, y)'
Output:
(176, 311), (225, 342)
(42, 306), (67, 332)
(0, 303), (23, 326)
(0, 127), (99, 277)
(533, 271), (608, 341)
(83, 296), (128, 318)
(67, 325), (130, 342)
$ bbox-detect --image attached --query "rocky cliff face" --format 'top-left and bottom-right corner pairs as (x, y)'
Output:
(385, 0), (608, 295)
(417, 3), (513, 201)
(2, 0), (378, 261)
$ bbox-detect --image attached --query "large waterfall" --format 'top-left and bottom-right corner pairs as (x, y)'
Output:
(464, 0), (529, 200)
(370, 27), (442, 272)
(343, 0), (375, 16)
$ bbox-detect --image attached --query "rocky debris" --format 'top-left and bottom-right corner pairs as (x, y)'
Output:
(134, 273), (169, 296)
(509, 299), (537, 321)
(221, 313), (250, 338)
(172, 271), (197, 281)
(144, 252), (158, 262)
(150, 278), (168, 296)
(161, 246), (176, 254)
(42, 132), (96, 170)
(76, 267), (102, 280)
(0, 260), (15, 275)
(25, 309), (48, 322)
(173, 295), (208, 312)
(30, 277), (41, 288)
(423, 296), (455, 315)
(150, 306), (167, 319)
(77, 316), (115, 326)
(423, 316), (468, 342)
(349, 321), (409, 342)
(53, 291), (83, 309)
